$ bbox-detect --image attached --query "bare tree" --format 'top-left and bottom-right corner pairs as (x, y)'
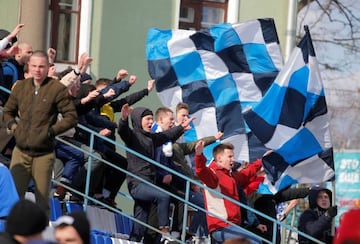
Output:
(297, 0), (360, 149)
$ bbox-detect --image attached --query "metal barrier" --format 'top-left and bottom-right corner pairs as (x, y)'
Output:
(53, 124), (325, 244)
(0, 84), (325, 243)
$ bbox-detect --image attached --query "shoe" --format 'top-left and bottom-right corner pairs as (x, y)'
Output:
(160, 234), (176, 244)
(53, 185), (66, 200)
(89, 196), (122, 211)
(101, 197), (122, 211)
(193, 237), (207, 244)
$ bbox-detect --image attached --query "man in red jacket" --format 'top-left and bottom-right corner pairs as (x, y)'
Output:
(195, 140), (263, 244)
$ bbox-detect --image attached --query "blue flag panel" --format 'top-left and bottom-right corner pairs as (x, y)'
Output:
(244, 28), (335, 193)
(146, 18), (283, 163)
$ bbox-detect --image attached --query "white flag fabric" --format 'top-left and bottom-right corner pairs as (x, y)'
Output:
(243, 27), (335, 194)
(146, 18), (283, 164)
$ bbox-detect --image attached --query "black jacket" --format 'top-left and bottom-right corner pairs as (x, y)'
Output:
(298, 187), (333, 244)
(118, 107), (184, 185)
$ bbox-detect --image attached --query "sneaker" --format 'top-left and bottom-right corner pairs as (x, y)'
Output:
(160, 234), (176, 244)
(193, 237), (208, 244)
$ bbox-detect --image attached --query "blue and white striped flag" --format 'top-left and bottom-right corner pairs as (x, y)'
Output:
(146, 18), (283, 163)
(243, 27), (335, 194)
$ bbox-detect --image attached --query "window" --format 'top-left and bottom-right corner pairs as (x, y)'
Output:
(179, 0), (228, 30)
(49, 0), (81, 63)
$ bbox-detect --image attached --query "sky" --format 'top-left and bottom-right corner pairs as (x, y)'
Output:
(297, 0), (360, 149)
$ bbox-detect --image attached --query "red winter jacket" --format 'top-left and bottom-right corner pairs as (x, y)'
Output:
(195, 154), (262, 233)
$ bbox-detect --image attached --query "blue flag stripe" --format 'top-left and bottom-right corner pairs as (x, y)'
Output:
(243, 28), (334, 194)
(147, 18), (283, 163)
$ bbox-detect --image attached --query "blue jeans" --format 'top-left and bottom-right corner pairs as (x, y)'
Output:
(212, 225), (262, 244)
(189, 191), (208, 237)
(128, 182), (170, 242)
(55, 141), (84, 182)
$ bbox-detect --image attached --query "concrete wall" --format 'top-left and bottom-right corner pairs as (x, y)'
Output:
(0, 1), (20, 37)
(90, 0), (180, 111)
(0, 0), (48, 51)
(239, 0), (289, 52)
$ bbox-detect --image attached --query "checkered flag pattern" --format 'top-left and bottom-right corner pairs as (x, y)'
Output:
(243, 27), (335, 194)
(146, 18), (283, 163)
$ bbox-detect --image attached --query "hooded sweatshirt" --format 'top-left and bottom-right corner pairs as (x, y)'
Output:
(118, 107), (184, 185)
(298, 187), (333, 244)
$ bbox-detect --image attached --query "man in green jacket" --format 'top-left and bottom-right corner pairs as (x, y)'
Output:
(3, 50), (77, 215)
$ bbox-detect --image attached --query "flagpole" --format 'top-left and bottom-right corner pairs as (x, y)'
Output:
(331, 180), (336, 236)
(285, 0), (298, 62)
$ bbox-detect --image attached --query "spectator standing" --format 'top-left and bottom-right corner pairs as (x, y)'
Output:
(3, 51), (77, 215)
(0, 24), (23, 51)
(195, 141), (263, 244)
(298, 187), (337, 244)
(1, 42), (33, 102)
(118, 104), (193, 242)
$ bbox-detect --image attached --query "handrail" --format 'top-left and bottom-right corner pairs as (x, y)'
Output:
(54, 124), (325, 244)
(0, 85), (325, 244)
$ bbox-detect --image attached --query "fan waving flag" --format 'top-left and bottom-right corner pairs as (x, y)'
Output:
(243, 26), (335, 194)
(146, 18), (283, 164)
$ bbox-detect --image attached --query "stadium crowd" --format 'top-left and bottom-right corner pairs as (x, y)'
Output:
(1, 23), (359, 244)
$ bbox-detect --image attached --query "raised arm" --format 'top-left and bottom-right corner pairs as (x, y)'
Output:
(195, 140), (218, 188)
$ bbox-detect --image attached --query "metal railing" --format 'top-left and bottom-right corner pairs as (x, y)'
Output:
(53, 124), (325, 244)
(0, 84), (325, 243)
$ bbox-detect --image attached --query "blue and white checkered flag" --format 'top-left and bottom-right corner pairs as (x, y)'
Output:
(243, 26), (335, 194)
(146, 18), (283, 163)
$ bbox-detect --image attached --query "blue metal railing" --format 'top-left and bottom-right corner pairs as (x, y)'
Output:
(53, 124), (325, 244)
(0, 85), (325, 244)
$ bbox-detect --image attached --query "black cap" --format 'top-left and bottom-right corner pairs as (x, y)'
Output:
(6, 199), (48, 236)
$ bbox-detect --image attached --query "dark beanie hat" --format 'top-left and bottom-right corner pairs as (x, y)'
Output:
(0, 29), (18, 49)
(54, 211), (90, 244)
(6, 199), (48, 236)
(141, 109), (153, 118)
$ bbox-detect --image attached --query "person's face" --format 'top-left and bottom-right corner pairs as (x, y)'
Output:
(55, 226), (83, 244)
(69, 81), (81, 97)
(18, 44), (33, 65)
(316, 191), (330, 209)
(176, 108), (188, 124)
(141, 115), (153, 132)
(216, 149), (235, 170)
(159, 111), (174, 130)
(28, 55), (49, 83)
(96, 83), (106, 91)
